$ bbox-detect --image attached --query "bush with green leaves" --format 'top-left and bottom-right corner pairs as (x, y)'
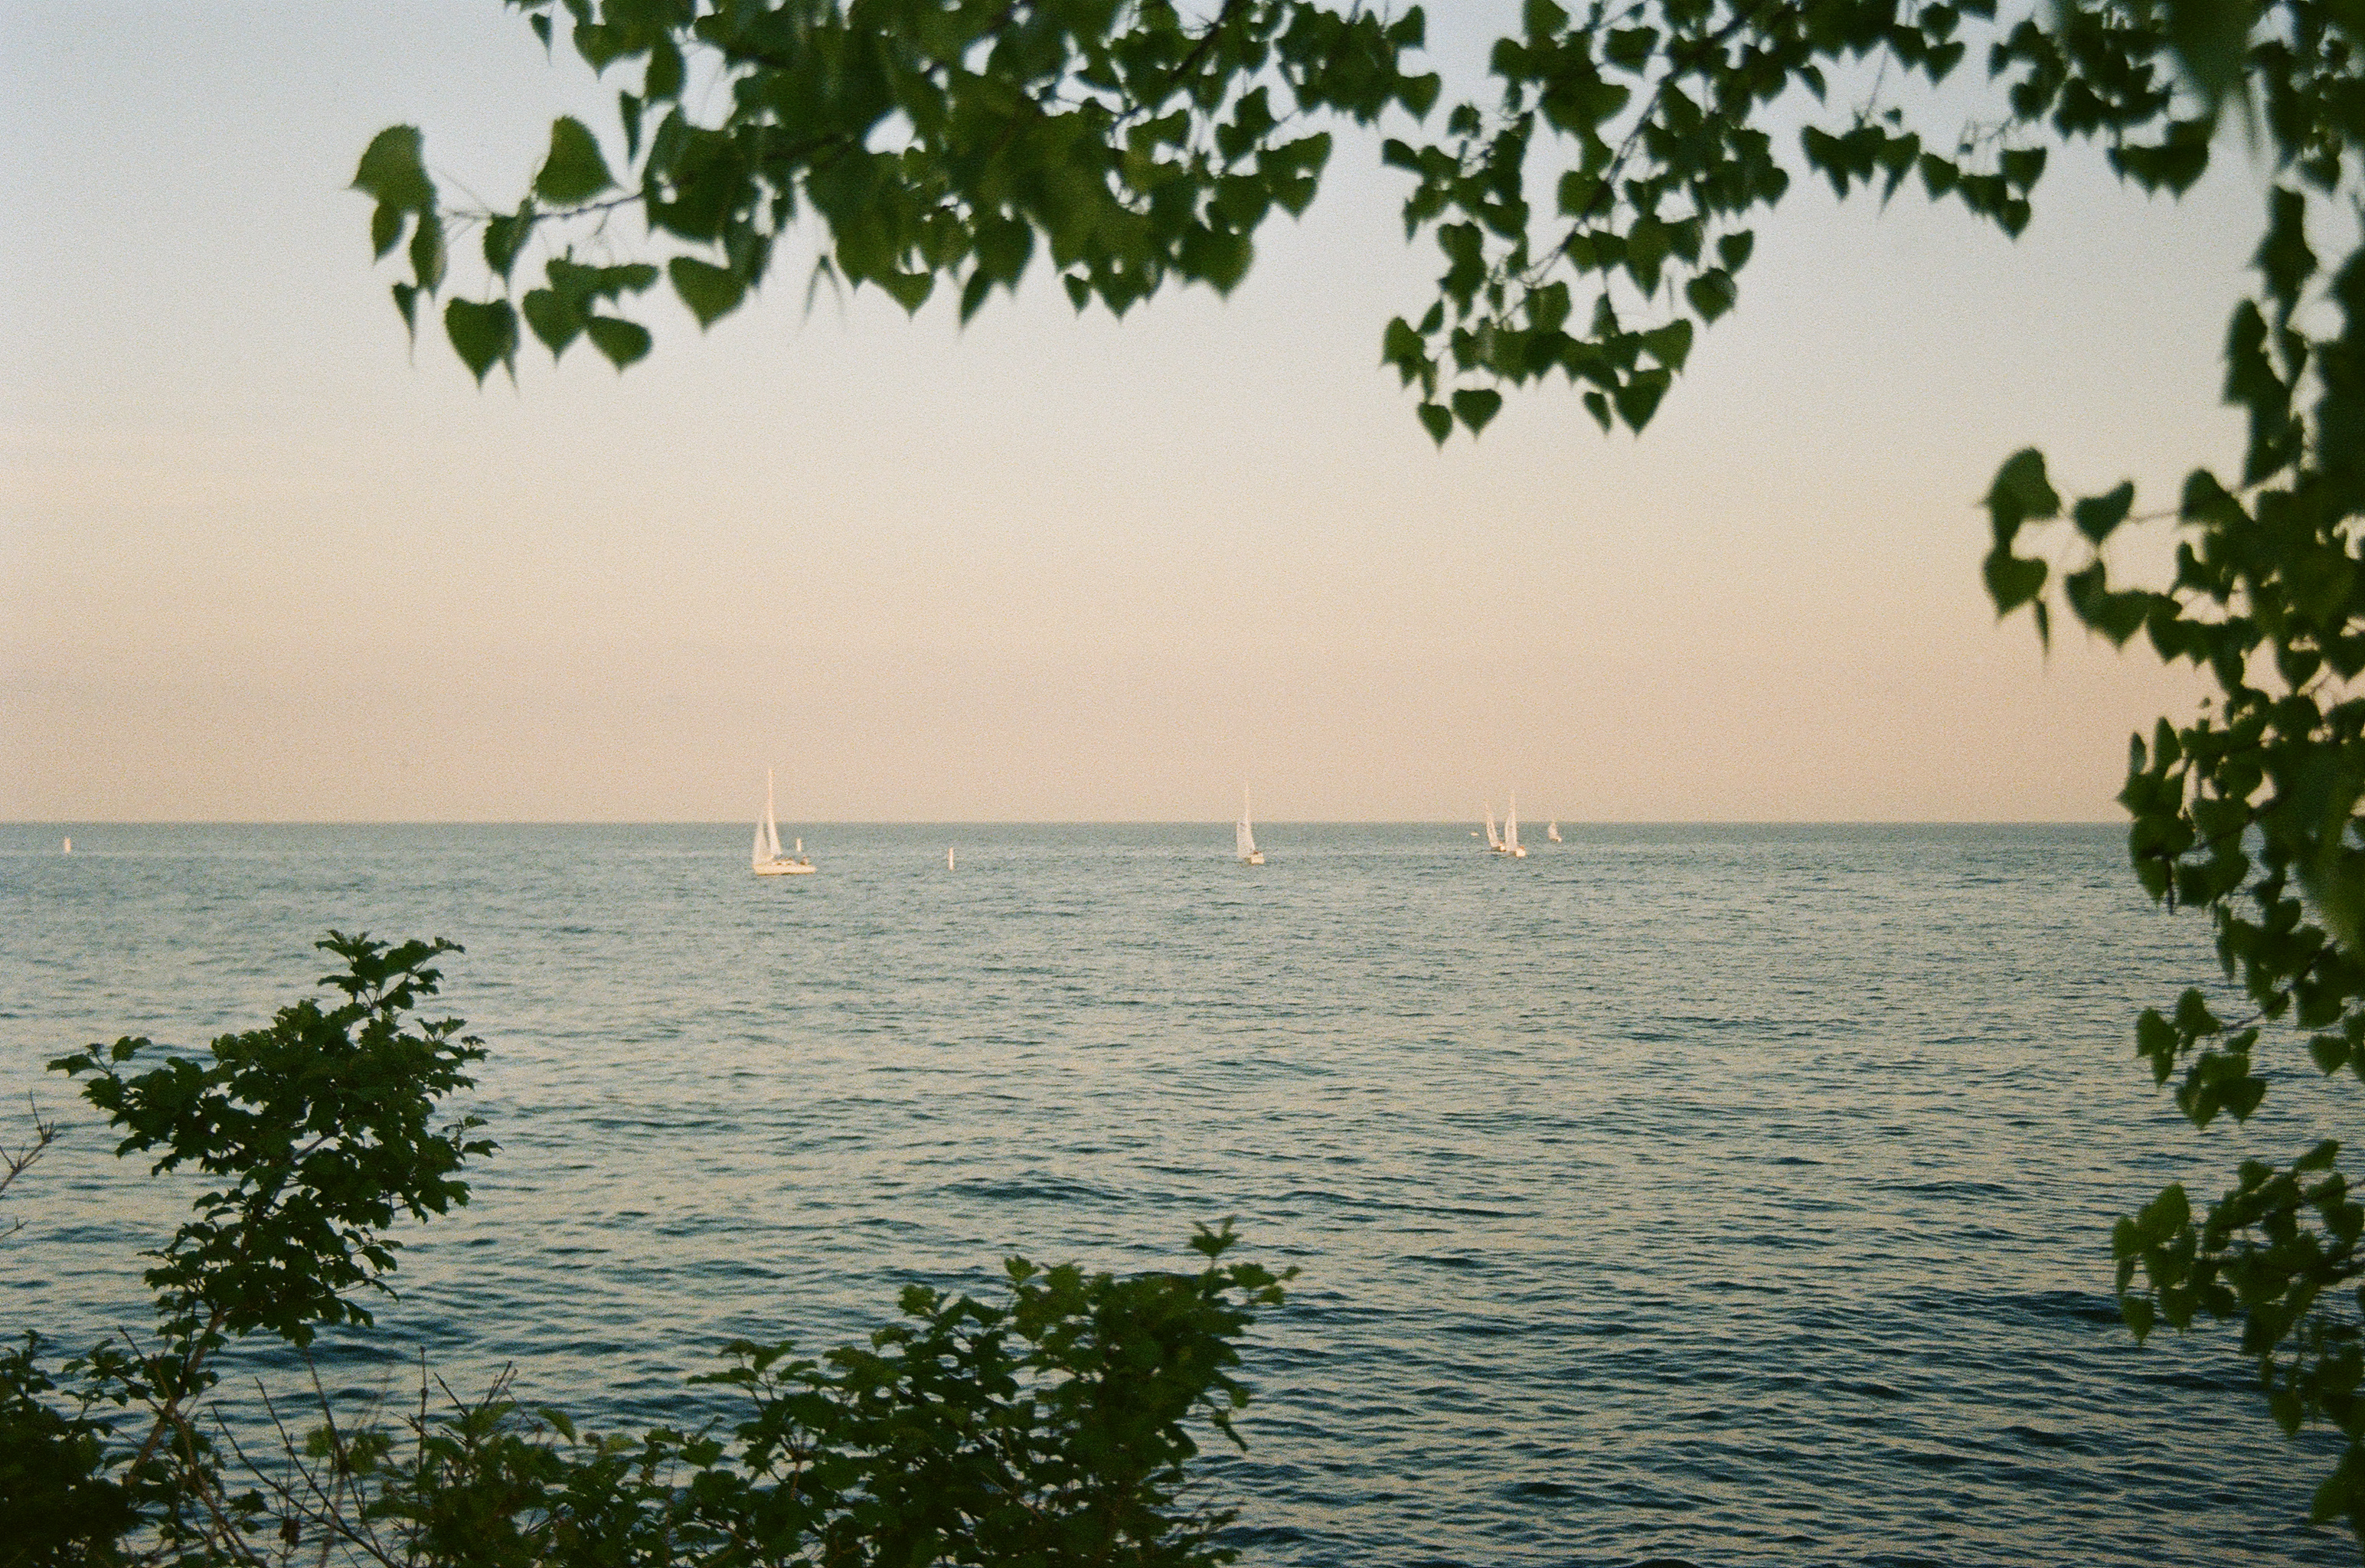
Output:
(2, 934), (1289, 1567)
(353, 0), (2365, 1547)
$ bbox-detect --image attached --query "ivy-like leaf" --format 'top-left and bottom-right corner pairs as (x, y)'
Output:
(408, 212), (446, 294)
(1983, 547), (2049, 614)
(585, 316), (652, 371)
(1984, 448), (2060, 547)
(1452, 387), (1503, 435)
(669, 258), (747, 328)
(445, 299), (518, 385)
(522, 289), (583, 357)
(2074, 482), (2136, 544)
(371, 203), (404, 261)
(534, 117), (614, 206)
(352, 126), (433, 213)
(485, 207), (535, 281)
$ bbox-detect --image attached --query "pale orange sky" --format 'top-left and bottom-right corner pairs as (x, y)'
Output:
(2, 4), (2243, 822)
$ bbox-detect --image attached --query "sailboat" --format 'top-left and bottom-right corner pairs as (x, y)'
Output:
(1236, 785), (1264, 865)
(751, 770), (816, 876)
(1547, 820), (1561, 843)
(948, 846), (956, 871)
(1491, 795), (1528, 858)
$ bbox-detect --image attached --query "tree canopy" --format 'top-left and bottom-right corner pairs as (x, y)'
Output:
(361, 0), (2365, 1552)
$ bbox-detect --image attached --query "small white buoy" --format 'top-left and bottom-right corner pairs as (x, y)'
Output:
(62, 836), (72, 854)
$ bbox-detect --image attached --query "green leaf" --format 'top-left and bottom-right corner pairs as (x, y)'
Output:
(1684, 270), (1736, 322)
(1613, 368), (1671, 431)
(1982, 547), (2047, 613)
(585, 315), (651, 371)
(408, 212), (446, 293)
(534, 116), (614, 206)
(352, 126), (434, 213)
(2073, 482), (2136, 544)
(645, 36), (684, 102)
(877, 269), (934, 313)
(522, 289), (582, 357)
(1641, 320), (1693, 371)
(669, 257), (746, 328)
(1452, 387), (1503, 435)
(1180, 227), (1253, 293)
(484, 207), (534, 280)
(445, 298), (518, 385)
(1984, 448), (2060, 547)
(1383, 317), (1423, 367)
(371, 203), (404, 260)
(390, 282), (419, 338)
(1416, 402), (1453, 444)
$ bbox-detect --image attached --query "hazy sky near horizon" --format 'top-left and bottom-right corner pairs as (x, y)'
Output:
(2, 4), (2264, 822)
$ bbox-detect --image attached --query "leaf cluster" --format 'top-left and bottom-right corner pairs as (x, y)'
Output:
(361, 2), (2319, 444)
(361, 0), (1439, 384)
(303, 1225), (1289, 1568)
(1964, 3), (2365, 1550)
(15, 933), (490, 1565)
(51, 933), (492, 1352)
(8, 939), (1291, 1568)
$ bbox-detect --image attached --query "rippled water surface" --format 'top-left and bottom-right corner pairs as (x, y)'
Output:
(3, 822), (2354, 1564)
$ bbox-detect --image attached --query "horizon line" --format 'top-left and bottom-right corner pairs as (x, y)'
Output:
(7, 817), (2127, 828)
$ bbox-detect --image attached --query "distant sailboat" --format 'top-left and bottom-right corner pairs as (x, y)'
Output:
(1483, 805), (1502, 852)
(1237, 785), (1264, 865)
(948, 846), (956, 871)
(1547, 820), (1561, 843)
(61, 837), (71, 854)
(1501, 794), (1527, 858)
(751, 770), (816, 876)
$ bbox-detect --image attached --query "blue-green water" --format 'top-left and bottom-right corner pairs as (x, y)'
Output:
(1, 822), (2349, 1564)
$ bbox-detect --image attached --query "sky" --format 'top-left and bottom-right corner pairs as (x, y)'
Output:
(0, 3), (2265, 822)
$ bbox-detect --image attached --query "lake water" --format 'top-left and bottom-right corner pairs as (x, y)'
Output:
(1, 822), (2351, 1565)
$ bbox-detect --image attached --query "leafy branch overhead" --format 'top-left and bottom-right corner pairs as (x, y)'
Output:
(355, 0), (1434, 385)
(358, 1), (2278, 439)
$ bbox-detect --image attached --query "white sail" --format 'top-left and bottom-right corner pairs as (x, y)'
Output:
(1237, 785), (1259, 860)
(751, 818), (766, 869)
(1547, 820), (1561, 843)
(1505, 795), (1521, 852)
(1484, 806), (1503, 851)
(752, 773), (817, 874)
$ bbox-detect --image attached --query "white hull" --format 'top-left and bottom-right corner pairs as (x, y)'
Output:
(753, 858), (816, 876)
(1243, 851), (1264, 865)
